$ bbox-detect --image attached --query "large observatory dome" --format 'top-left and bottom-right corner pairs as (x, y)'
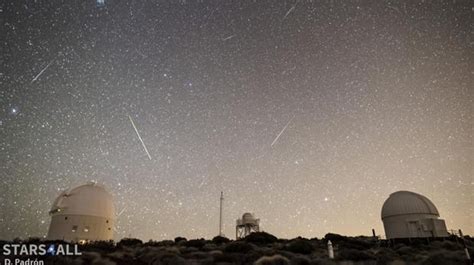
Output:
(381, 191), (439, 219)
(47, 182), (115, 242)
(381, 191), (448, 239)
(49, 182), (115, 217)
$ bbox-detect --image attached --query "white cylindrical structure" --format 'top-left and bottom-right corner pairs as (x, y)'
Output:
(381, 191), (448, 239)
(47, 182), (115, 242)
(327, 240), (334, 259)
(219, 192), (224, 237)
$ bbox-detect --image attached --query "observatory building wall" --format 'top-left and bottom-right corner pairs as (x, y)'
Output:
(382, 213), (448, 239)
(47, 215), (114, 242)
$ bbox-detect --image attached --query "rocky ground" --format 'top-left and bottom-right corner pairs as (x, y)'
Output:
(1, 232), (472, 265)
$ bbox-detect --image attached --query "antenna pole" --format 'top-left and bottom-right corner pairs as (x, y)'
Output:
(219, 191), (224, 236)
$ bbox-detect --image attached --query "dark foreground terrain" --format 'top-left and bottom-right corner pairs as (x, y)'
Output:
(1, 232), (472, 265)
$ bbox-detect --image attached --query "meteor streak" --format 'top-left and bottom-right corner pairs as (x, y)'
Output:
(271, 116), (294, 147)
(222, 35), (236, 41)
(117, 207), (126, 218)
(283, 5), (296, 20)
(31, 59), (54, 83)
(128, 115), (152, 160)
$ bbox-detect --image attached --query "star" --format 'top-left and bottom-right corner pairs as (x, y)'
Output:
(11, 108), (18, 114)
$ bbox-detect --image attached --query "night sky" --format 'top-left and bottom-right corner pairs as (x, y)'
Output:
(0, 0), (472, 241)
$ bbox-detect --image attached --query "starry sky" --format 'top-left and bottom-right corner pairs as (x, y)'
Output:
(0, 0), (472, 241)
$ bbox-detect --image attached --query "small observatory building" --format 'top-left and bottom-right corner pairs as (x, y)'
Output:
(47, 182), (115, 243)
(381, 191), (449, 239)
(236, 212), (260, 239)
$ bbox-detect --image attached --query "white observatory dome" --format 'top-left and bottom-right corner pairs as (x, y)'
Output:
(381, 191), (448, 239)
(49, 182), (115, 217)
(381, 191), (439, 219)
(242, 212), (255, 223)
(47, 182), (115, 242)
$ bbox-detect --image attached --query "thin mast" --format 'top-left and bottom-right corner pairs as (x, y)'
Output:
(219, 191), (224, 236)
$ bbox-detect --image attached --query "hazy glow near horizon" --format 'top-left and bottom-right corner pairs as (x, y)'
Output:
(1, 1), (472, 241)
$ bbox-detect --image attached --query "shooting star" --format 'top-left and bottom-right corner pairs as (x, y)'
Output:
(117, 207), (126, 218)
(128, 115), (152, 160)
(283, 5), (296, 20)
(31, 59), (54, 83)
(271, 116), (295, 147)
(222, 34), (236, 41)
